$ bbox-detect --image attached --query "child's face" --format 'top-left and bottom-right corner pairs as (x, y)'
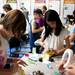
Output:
(34, 13), (41, 20)
(46, 21), (56, 29)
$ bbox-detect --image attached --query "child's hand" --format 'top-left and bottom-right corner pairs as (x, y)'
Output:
(52, 49), (60, 55)
(58, 61), (65, 73)
(53, 49), (64, 55)
(17, 60), (28, 67)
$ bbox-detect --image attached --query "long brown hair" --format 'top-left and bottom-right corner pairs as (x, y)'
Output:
(0, 9), (26, 38)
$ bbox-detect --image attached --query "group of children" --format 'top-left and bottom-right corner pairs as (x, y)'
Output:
(32, 9), (71, 54)
(0, 4), (75, 74)
(31, 8), (75, 75)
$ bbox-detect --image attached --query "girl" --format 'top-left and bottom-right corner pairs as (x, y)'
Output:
(39, 10), (70, 55)
(31, 9), (44, 51)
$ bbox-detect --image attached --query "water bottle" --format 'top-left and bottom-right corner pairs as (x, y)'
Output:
(32, 47), (36, 54)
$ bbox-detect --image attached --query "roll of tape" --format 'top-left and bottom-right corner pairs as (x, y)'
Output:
(62, 49), (73, 68)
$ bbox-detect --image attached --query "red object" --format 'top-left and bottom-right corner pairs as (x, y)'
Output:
(24, 54), (29, 57)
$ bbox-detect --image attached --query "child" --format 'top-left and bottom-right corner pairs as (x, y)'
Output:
(39, 10), (70, 55)
(30, 9), (44, 52)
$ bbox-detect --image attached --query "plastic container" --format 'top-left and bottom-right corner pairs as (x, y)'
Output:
(32, 47), (36, 54)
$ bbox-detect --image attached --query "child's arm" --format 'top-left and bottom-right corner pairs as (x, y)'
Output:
(32, 26), (44, 33)
(54, 36), (71, 55)
(32, 22), (44, 33)
(0, 28), (9, 39)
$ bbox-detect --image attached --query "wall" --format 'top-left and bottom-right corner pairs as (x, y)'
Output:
(64, 0), (75, 17)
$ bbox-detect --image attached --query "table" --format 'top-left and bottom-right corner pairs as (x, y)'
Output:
(19, 53), (61, 75)
(0, 54), (75, 75)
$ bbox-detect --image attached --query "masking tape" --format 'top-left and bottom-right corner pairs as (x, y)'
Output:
(62, 49), (73, 68)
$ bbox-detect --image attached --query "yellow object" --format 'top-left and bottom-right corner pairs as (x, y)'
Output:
(42, 50), (56, 61)
(19, 67), (25, 75)
(45, 50), (55, 57)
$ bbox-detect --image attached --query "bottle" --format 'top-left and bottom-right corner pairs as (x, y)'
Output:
(32, 47), (36, 54)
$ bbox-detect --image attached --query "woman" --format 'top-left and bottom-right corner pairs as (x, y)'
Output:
(0, 9), (26, 68)
(0, 9), (26, 57)
(1, 9), (26, 38)
(39, 10), (70, 55)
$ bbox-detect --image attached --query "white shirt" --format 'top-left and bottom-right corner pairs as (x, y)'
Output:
(44, 28), (69, 50)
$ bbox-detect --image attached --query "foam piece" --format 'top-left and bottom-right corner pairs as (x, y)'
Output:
(62, 49), (73, 68)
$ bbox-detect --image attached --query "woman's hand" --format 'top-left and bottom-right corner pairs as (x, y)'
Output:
(53, 50), (59, 55)
(64, 64), (75, 75)
(53, 48), (67, 55)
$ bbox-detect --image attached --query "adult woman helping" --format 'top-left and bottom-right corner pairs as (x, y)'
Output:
(0, 9), (26, 68)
